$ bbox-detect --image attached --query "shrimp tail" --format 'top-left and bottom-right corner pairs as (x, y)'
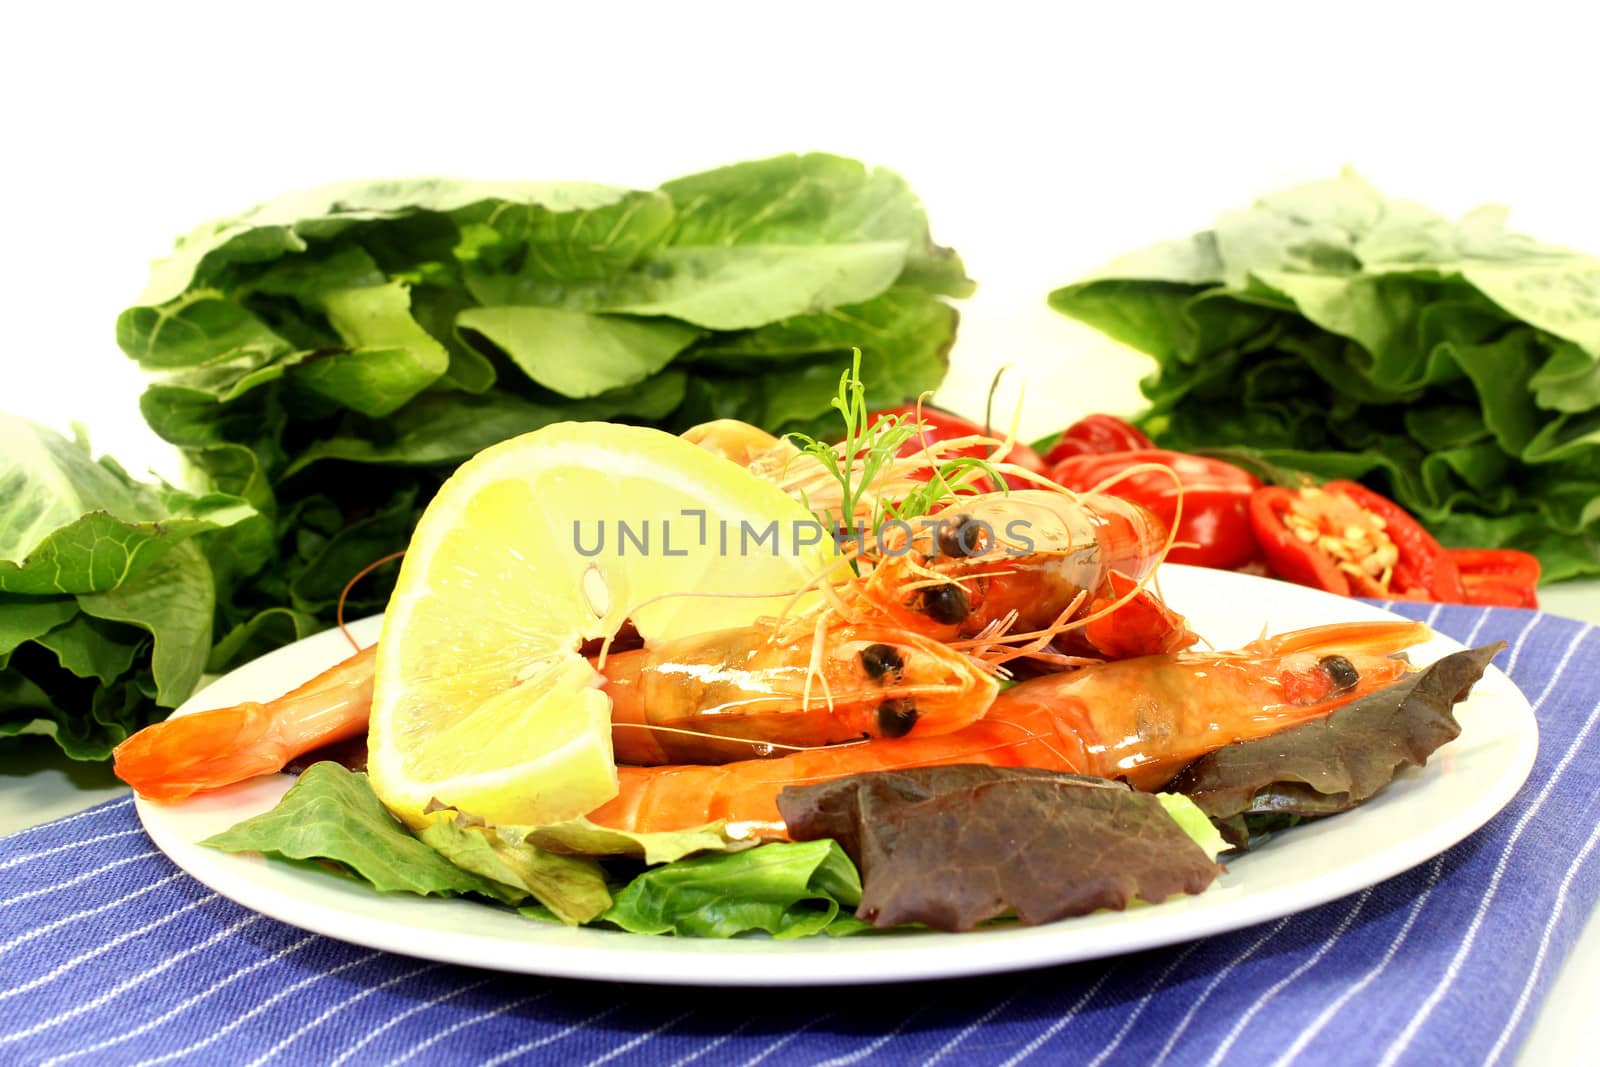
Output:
(113, 704), (301, 801)
(113, 645), (376, 801)
(1252, 619), (1430, 658)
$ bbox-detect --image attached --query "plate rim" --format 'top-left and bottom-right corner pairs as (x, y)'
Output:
(135, 565), (1540, 986)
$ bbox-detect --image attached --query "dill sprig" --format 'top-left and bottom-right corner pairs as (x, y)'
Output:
(786, 350), (1005, 536)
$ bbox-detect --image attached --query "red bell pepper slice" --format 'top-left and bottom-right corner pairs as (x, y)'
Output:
(1249, 481), (1464, 601)
(867, 404), (1046, 491)
(1450, 548), (1541, 608)
(1325, 481), (1465, 602)
(1040, 414), (1155, 466)
(1048, 449), (1262, 570)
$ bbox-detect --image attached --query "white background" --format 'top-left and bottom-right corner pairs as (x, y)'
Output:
(2, 1), (1596, 1059)
(5, 2), (1598, 475)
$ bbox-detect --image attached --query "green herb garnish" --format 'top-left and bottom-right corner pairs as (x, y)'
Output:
(786, 351), (1004, 540)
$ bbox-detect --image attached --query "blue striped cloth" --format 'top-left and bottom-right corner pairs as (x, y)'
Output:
(2, 603), (1596, 1066)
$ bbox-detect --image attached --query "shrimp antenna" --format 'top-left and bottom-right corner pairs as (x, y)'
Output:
(611, 722), (874, 756)
(337, 551), (407, 651)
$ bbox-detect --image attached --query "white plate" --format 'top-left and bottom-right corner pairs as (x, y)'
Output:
(136, 565), (1538, 985)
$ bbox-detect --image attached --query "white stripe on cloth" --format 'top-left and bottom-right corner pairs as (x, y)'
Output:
(1460, 606), (1493, 645)
(0, 849), (161, 909)
(244, 961), (439, 1067)
(36, 933), (320, 1067)
(126, 950), (386, 1067)
(923, 995), (1022, 1066)
(0, 871), (184, 956)
(1203, 889), (1372, 1067)
(0, 908), (260, 1046)
(0, 827), (147, 872)
(812, 1007), (928, 1067)
(1484, 790), (1600, 1067)
(480, 1006), (621, 1067)
(735, 1010), (836, 1067)
(326, 975), (498, 1067)
(0, 797), (133, 846)
(998, 964), (1120, 1067)
(1271, 857), (1446, 1067)
(1498, 611), (1546, 681)
(1149, 917), (1294, 1067)
(0, 892), (221, 1012)
(378, 992), (549, 1067)
(667, 1017), (753, 1067)
(1377, 623), (1597, 1067)
(1085, 941), (1206, 1067)
(578, 1010), (694, 1067)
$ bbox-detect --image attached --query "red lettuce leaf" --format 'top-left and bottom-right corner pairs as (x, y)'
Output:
(777, 765), (1220, 932)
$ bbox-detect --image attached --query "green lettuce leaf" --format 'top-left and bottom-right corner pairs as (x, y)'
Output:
(1156, 793), (1230, 861)
(525, 816), (749, 866)
(31, 615), (142, 686)
(291, 282), (451, 417)
(0, 419), (252, 757)
(204, 763), (518, 899)
(0, 416), (251, 595)
(205, 766), (833, 934)
(416, 806), (612, 925)
(77, 541), (216, 705)
(129, 178), (636, 310)
(659, 153), (974, 299)
(601, 839), (864, 939)
(0, 599), (83, 666)
(454, 307), (699, 398)
(282, 375), (689, 477)
(598, 243), (909, 330)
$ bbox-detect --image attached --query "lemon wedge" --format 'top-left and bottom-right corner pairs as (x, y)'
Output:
(368, 421), (833, 828)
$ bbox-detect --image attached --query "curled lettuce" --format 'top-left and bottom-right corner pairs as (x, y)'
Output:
(1049, 172), (1600, 580)
(0, 417), (252, 757)
(123, 154), (971, 668)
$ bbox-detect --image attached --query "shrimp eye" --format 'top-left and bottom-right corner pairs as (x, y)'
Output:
(936, 515), (988, 558)
(936, 515), (972, 558)
(859, 643), (905, 681)
(1319, 655), (1360, 692)
(877, 699), (919, 738)
(918, 582), (971, 624)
